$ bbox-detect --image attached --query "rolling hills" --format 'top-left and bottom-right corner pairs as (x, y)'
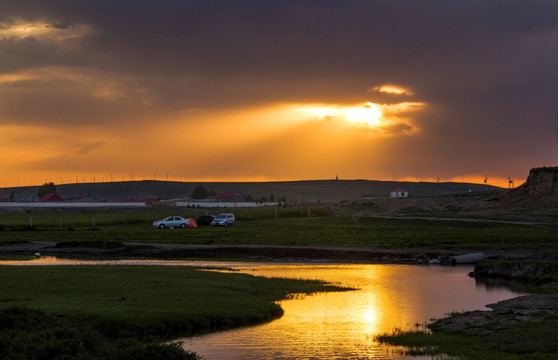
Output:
(0, 179), (495, 203)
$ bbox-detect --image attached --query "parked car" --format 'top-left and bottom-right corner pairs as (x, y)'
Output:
(196, 214), (216, 226)
(152, 216), (190, 229)
(210, 213), (235, 226)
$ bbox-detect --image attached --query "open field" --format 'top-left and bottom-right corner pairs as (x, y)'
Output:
(1, 208), (558, 251)
(0, 265), (347, 359)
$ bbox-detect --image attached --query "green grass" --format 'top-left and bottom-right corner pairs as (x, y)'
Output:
(377, 314), (558, 359)
(0, 265), (347, 359)
(1, 210), (558, 249)
(0, 265), (346, 337)
(0, 307), (199, 360)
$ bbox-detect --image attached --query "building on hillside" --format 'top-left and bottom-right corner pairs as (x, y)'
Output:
(390, 188), (409, 198)
(39, 193), (64, 202)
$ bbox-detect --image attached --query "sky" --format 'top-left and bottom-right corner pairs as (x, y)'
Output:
(1, 0), (557, 188)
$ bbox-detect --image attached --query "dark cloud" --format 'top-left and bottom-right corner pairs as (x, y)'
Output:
(0, 0), (556, 182)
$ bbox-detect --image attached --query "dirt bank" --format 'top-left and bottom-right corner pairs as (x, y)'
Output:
(1, 240), (553, 264)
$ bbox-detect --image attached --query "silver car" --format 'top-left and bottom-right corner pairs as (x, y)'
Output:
(152, 216), (190, 229)
(210, 213), (235, 226)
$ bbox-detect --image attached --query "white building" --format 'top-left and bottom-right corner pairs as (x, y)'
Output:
(390, 188), (409, 198)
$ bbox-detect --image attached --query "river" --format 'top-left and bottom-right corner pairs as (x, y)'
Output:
(1, 257), (523, 359)
(180, 263), (522, 360)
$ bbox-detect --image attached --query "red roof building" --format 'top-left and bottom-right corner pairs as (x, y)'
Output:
(67, 194), (97, 202)
(38, 193), (64, 202)
(216, 191), (245, 202)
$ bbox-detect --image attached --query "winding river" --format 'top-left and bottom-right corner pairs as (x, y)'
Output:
(181, 263), (522, 360)
(2, 258), (523, 359)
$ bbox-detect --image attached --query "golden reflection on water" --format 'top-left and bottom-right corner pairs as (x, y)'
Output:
(1, 258), (519, 359)
(182, 264), (521, 360)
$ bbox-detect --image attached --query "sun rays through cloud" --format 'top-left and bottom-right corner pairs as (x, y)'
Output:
(293, 101), (424, 136)
(0, 1), (553, 186)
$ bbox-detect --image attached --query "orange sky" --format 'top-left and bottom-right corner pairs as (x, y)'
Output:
(1, 2), (555, 189)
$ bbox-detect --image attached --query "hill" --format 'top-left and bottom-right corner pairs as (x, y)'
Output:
(0, 179), (495, 203)
(348, 167), (558, 220)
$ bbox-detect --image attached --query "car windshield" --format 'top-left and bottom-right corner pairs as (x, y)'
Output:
(216, 215), (227, 219)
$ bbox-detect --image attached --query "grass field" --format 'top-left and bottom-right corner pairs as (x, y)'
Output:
(0, 265), (347, 359)
(1, 208), (558, 249)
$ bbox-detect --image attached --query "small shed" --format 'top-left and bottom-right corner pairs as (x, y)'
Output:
(390, 188), (409, 198)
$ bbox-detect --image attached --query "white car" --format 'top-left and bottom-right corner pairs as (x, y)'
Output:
(210, 213), (235, 226)
(153, 216), (190, 229)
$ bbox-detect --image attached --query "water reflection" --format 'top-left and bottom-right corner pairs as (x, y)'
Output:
(1, 258), (522, 359)
(182, 264), (523, 360)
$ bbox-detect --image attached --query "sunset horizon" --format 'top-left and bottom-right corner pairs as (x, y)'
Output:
(1, 1), (555, 193)
(2, 173), (519, 190)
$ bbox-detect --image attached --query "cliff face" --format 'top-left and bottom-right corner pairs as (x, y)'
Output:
(525, 167), (558, 196)
(522, 167), (558, 196)
(499, 167), (558, 210)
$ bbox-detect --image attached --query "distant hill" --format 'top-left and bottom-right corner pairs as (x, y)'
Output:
(0, 179), (496, 203)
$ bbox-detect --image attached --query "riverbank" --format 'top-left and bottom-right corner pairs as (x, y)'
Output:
(377, 257), (558, 359)
(378, 292), (558, 359)
(3, 239), (558, 264)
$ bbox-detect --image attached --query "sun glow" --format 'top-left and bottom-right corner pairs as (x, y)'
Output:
(300, 102), (384, 127)
(345, 103), (382, 126)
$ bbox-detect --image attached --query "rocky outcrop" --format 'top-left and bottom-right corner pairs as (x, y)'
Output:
(521, 166), (558, 196)
(500, 166), (558, 209)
